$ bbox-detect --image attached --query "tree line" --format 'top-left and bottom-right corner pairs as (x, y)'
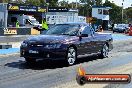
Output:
(2, 0), (132, 24)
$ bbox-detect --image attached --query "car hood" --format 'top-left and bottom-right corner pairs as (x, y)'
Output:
(25, 35), (78, 44)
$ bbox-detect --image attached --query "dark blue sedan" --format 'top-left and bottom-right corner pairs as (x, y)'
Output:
(20, 22), (113, 65)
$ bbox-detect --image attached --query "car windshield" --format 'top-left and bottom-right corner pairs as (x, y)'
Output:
(44, 24), (80, 36)
(116, 24), (127, 28)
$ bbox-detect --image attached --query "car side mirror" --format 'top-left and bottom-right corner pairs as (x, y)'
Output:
(81, 34), (88, 37)
(79, 34), (88, 41)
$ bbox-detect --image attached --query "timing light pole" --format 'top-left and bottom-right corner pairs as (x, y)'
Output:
(76, 0), (78, 9)
(122, 0), (124, 23)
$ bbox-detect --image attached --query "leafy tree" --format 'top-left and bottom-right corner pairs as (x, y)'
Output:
(79, 0), (93, 17)
(103, 0), (122, 23)
(16, 0), (24, 4)
(2, 0), (14, 3)
(58, 1), (68, 7)
(79, 0), (102, 17)
(125, 7), (132, 18)
(48, 0), (58, 7)
(25, 0), (40, 6)
(68, 2), (80, 8)
(125, 7), (132, 23)
(2, 0), (8, 3)
(39, 0), (47, 6)
(95, 0), (102, 6)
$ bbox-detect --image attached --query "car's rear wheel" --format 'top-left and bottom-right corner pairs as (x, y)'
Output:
(100, 44), (109, 58)
(123, 29), (126, 33)
(66, 47), (77, 65)
(25, 58), (36, 64)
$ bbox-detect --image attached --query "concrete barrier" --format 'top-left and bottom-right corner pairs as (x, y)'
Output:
(17, 28), (31, 35)
(0, 27), (40, 36)
(0, 44), (12, 49)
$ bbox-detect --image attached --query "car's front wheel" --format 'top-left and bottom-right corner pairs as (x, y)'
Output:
(100, 44), (109, 58)
(66, 47), (77, 65)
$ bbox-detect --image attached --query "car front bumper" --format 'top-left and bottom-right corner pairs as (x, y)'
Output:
(20, 47), (67, 60)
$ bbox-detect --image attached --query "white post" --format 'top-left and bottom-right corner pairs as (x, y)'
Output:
(76, 0), (77, 9)
(122, 0), (124, 23)
(5, 4), (8, 28)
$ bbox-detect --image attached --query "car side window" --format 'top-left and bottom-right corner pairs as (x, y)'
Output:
(90, 26), (95, 35)
(81, 26), (94, 36)
(67, 25), (79, 35)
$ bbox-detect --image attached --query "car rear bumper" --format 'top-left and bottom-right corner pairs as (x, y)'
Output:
(20, 47), (67, 60)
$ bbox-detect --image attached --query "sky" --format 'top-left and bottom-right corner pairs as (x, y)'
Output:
(58, 0), (132, 8)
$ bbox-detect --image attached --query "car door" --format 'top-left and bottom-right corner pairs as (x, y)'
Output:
(89, 27), (105, 53)
(79, 26), (95, 54)
(88, 26), (104, 53)
(77, 35), (92, 55)
(88, 26), (100, 53)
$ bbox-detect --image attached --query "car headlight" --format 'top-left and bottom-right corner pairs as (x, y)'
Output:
(45, 44), (61, 49)
(21, 42), (28, 47)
